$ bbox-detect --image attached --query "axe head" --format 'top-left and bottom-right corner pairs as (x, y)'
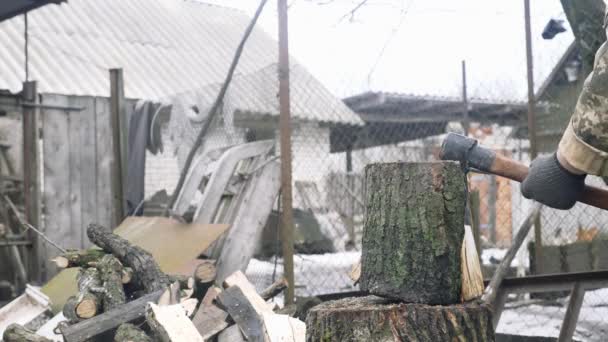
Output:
(440, 133), (495, 172)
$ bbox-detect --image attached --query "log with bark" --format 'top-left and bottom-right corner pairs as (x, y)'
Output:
(306, 296), (494, 342)
(97, 254), (127, 311)
(360, 162), (466, 304)
(260, 277), (288, 301)
(63, 267), (103, 322)
(52, 249), (107, 269)
(87, 224), (170, 293)
(114, 323), (151, 342)
(3, 323), (52, 342)
(60, 290), (163, 342)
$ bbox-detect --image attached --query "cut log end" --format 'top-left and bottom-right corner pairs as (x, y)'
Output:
(306, 296), (494, 342)
(194, 260), (217, 284)
(76, 295), (99, 319)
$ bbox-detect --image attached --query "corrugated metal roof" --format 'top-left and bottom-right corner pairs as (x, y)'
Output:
(0, 0), (362, 125)
(0, 0), (64, 22)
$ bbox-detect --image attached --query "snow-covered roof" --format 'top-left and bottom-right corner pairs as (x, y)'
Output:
(0, 0), (362, 125)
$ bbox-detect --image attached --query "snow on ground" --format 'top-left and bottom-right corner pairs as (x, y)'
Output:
(497, 288), (608, 341)
(249, 251), (608, 340)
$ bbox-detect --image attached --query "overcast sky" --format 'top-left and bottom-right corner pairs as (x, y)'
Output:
(200, 0), (573, 101)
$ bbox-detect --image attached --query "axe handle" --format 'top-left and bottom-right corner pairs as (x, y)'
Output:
(490, 154), (608, 210)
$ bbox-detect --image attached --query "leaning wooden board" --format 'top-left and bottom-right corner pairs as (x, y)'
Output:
(42, 217), (229, 313)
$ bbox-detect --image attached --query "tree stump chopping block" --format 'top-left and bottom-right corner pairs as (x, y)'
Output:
(305, 296), (494, 342)
(361, 162), (466, 304)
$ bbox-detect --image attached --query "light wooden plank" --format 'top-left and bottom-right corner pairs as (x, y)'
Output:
(192, 304), (229, 340)
(41, 94), (75, 274)
(146, 303), (204, 342)
(78, 97), (98, 248)
(223, 271), (273, 315)
(262, 313), (306, 342)
(94, 97), (114, 229)
(66, 96), (84, 249)
(215, 160), (280, 283)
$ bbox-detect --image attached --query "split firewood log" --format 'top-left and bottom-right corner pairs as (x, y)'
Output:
(97, 254), (127, 311)
(63, 268), (103, 322)
(87, 224), (170, 293)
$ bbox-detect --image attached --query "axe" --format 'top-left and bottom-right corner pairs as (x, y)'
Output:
(440, 132), (608, 210)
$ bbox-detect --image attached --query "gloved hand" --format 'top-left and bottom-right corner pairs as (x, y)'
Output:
(521, 153), (586, 210)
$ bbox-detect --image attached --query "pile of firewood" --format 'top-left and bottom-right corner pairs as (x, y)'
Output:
(2, 223), (304, 342)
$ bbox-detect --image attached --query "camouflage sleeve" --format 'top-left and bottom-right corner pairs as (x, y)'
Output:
(558, 40), (608, 176)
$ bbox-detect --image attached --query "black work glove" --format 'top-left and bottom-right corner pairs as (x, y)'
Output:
(521, 153), (586, 210)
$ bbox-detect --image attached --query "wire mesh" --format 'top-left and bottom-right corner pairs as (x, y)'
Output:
(140, 0), (608, 340)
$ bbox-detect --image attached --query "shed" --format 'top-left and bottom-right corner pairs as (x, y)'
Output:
(0, 0), (362, 280)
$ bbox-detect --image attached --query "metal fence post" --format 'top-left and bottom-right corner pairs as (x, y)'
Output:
(278, 0), (295, 305)
(524, 0), (543, 272)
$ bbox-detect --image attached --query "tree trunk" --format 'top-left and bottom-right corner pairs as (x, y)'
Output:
(306, 296), (494, 342)
(114, 323), (151, 342)
(97, 254), (127, 311)
(3, 324), (52, 342)
(87, 224), (170, 293)
(360, 162), (466, 304)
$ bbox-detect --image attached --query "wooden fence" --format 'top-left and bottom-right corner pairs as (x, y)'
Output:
(40, 94), (134, 278)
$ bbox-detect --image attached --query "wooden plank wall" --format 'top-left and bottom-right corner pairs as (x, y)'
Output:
(40, 94), (134, 278)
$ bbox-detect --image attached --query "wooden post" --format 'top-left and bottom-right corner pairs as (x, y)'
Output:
(360, 162), (466, 304)
(558, 283), (586, 342)
(278, 0), (295, 305)
(345, 147), (355, 249)
(524, 0), (543, 269)
(110, 69), (127, 227)
(22, 80), (42, 283)
(489, 175), (497, 244)
(482, 202), (542, 311)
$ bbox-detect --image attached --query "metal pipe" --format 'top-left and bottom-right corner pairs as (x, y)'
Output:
(278, 0), (295, 305)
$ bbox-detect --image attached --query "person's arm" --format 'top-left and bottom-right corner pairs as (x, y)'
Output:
(521, 41), (608, 209)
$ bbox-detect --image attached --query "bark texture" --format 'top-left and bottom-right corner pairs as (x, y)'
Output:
(87, 223), (170, 293)
(97, 254), (127, 311)
(360, 162), (466, 304)
(114, 323), (151, 342)
(53, 249), (106, 268)
(63, 267), (103, 322)
(306, 296), (494, 342)
(3, 324), (52, 342)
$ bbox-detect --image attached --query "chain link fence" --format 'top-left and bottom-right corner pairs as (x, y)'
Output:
(139, 0), (608, 340)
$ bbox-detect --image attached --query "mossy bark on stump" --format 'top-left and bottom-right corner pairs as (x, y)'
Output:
(360, 162), (466, 304)
(114, 323), (151, 342)
(305, 296), (494, 342)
